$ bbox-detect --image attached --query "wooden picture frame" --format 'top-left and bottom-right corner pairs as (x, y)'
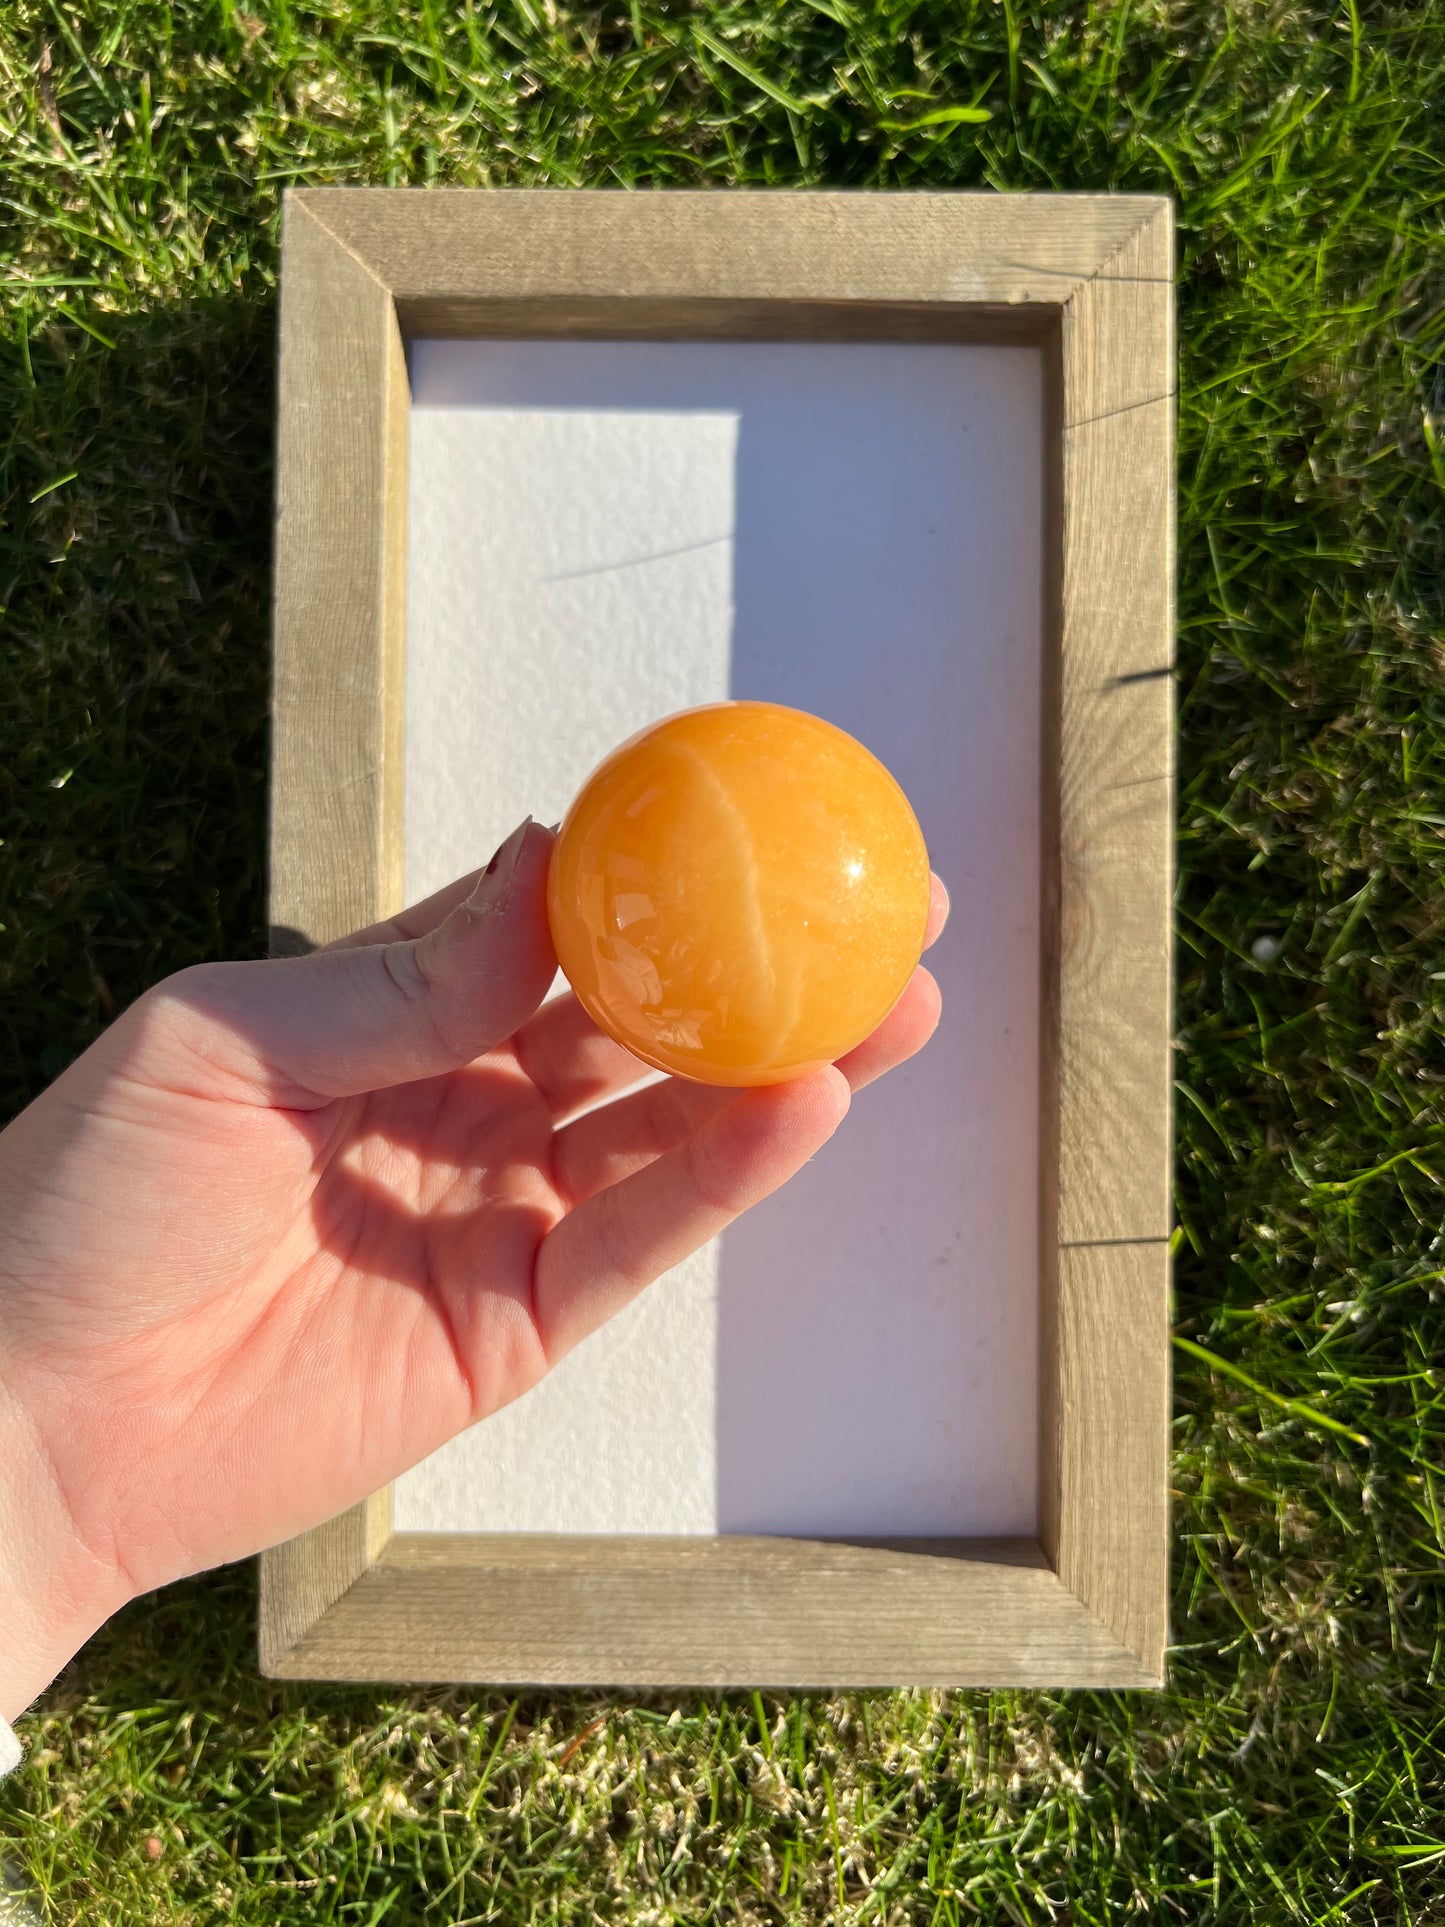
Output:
(261, 188), (1174, 1689)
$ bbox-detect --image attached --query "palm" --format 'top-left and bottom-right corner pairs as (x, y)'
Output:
(302, 1056), (565, 1437)
(0, 833), (944, 1620)
(2, 1019), (594, 1599)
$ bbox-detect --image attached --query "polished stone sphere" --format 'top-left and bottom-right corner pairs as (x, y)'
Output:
(547, 701), (930, 1086)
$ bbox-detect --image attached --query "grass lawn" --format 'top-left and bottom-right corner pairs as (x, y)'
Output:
(2, 0), (1443, 1919)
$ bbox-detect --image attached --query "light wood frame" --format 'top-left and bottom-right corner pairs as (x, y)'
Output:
(262, 189), (1175, 1689)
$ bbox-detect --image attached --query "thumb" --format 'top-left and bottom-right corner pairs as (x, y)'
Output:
(153, 819), (557, 1106)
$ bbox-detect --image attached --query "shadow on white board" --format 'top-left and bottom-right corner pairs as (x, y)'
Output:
(394, 338), (1043, 1540)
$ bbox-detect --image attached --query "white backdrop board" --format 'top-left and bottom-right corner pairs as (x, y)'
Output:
(394, 336), (1043, 1542)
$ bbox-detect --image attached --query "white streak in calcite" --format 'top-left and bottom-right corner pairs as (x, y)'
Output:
(667, 736), (799, 1069)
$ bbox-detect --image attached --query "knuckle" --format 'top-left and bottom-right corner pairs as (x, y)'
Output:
(379, 937), (471, 1062)
(549, 1126), (586, 1211)
(378, 938), (430, 1007)
(133, 961), (236, 1042)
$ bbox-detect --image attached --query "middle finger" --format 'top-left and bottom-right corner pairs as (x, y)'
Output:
(549, 963), (941, 1209)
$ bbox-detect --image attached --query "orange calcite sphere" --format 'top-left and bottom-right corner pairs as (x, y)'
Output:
(547, 702), (930, 1086)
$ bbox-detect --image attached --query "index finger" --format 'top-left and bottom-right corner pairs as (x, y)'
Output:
(533, 1067), (851, 1365)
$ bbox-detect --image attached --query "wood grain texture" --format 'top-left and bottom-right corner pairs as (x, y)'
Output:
(1035, 321), (1067, 1586)
(1037, 204), (1173, 1661)
(265, 1533), (1158, 1688)
(261, 193), (408, 1664)
(1038, 672), (1172, 1611)
(1055, 673), (1172, 1238)
(259, 1488), (393, 1674)
(1049, 1244), (1171, 1679)
(394, 296), (1054, 343)
(1055, 200), (1174, 1247)
(265, 187), (1175, 1688)
(268, 196), (408, 953)
(295, 188), (1171, 315)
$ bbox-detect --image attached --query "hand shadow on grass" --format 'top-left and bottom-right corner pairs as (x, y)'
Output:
(5, 291), (276, 1118)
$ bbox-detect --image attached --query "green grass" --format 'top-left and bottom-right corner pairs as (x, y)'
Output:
(2, 0), (1443, 1918)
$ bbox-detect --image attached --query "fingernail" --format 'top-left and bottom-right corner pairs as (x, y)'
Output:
(480, 816), (533, 884)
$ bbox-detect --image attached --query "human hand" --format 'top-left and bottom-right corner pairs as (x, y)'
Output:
(0, 819), (947, 1718)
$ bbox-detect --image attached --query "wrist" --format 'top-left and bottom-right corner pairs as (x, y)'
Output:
(0, 1364), (131, 1722)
